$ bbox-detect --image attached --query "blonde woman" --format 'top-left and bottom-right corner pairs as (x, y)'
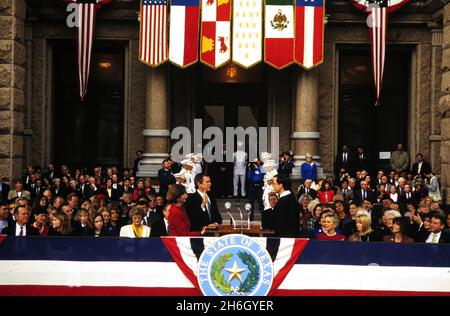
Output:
(347, 213), (375, 242)
(315, 213), (345, 241)
(119, 207), (150, 238)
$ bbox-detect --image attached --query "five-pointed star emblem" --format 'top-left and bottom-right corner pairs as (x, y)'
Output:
(225, 261), (246, 282)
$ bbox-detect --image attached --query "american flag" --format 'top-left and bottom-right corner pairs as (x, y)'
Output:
(69, 0), (110, 100)
(350, 0), (411, 106)
(139, 0), (168, 67)
(369, 0), (387, 106)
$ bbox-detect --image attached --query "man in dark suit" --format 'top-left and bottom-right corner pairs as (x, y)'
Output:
(411, 153), (431, 179)
(133, 150), (143, 177)
(158, 159), (176, 198)
(185, 173), (223, 232)
(398, 184), (420, 211)
(425, 213), (450, 243)
(0, 177), (10, 203)
(150, 203), (170, 237)
(334, 144), (353, 177)
(354, 180), (376, 205)
(1, 205), (39, 236)
(296, 178), (317, 200)
(272, 175), (300, 237)
(354, 146), (370, 174)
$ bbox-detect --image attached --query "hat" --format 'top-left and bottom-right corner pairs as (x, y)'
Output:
(264, 173), (274, 181)
(184, 153), (195, 159)
(173, 172), (185, 179)
(260, 152), (272, 162)
(192, 153), (203, 163)
(180, 159), (194, 167)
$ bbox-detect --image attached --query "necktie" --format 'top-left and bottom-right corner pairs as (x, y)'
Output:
(431, 234), (438, 243)
(363, 190), (366, 200)
(343, 153), (347, 163)
(306, 188), (309, 195)
(19, 226), (24, 236)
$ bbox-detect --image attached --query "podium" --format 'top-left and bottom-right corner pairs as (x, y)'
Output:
(204, 224), (275, 237)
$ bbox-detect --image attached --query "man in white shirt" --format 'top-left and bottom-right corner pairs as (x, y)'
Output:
(233, 142), (247, 197)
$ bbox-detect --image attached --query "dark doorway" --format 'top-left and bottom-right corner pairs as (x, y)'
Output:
(52, 41), (125, 171)
(338, 48), (410, 173)
(196, 64), (267, 146)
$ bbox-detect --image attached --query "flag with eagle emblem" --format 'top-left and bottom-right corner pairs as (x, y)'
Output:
(348, 0), (411, 106)
(264, 0), (295, 69)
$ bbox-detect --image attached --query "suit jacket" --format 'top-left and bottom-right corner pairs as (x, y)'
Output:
(105, 187), (120, 202)
(185, 191), (223, 232)
(411, 161), (431, 178)
(119, 224), (151, 238)
(334, 152), (354, 174)
(150, 217), (169, 237)
(336, 188), (354, 202)
(354, 153), (370, 173)
(296, 186), (317, 200)
(7, 190), (31, 201)
(354, 189), (376, 205)
(1, 223), (39, 236)
(158, 168), (175, 196)
(30, 186), (45, 201)
(273, 192), (300, 238)
(0, 182), (10, 202)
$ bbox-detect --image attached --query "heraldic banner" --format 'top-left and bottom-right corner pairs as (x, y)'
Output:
(264, 0), (295, 69)
(1, 235), (450, 296)
(200, 0), (231, 68)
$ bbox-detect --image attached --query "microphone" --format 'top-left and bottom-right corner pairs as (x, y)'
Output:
(225, 202), (235, 228)
(245, 203), (252, 229)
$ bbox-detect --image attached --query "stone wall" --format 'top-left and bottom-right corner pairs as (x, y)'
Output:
(0, 0), (26, 180)
(438, 3), (450, 204)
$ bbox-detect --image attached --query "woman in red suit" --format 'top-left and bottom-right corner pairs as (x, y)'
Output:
(317, 180), (335, 204)
(167, 184), (206, 236)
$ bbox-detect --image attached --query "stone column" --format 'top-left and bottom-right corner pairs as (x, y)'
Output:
(438, 3), (450, 204)
(0, 0), (26, 180)
(429, 22), (442, 175)
(137, 66), (170, 177)
(291, 68), (322, 180)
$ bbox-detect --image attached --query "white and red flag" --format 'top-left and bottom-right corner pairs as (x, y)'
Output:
(169, 0), (200, 68)
(200, 0), (231, 68)
(68, 0), (110, 100)
(232, 0), (263, 68)
(139, 0), (168, 67)
(294, 0), (325, 69)
(349, 0), (411, 105)
(264, 0), (295, 69)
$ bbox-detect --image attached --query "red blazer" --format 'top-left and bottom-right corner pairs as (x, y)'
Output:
(168, 204), (201, 236)
(317, 190), (335, 204)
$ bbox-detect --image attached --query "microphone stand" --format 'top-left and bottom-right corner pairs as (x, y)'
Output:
(247, 210), (252, 229)
(237, 201), (243, 234)
(227, 211), (237, 229)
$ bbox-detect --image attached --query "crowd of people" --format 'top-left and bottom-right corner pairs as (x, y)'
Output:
(0, 143), (448, 243)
